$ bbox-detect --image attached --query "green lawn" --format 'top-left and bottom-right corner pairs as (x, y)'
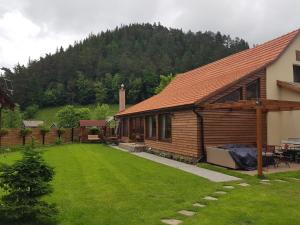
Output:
(0, 144), (299, 225)
(0, 144), (219, 225)
(34, 104), (120, 125)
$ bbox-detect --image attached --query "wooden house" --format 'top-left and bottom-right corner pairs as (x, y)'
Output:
(115, 29), (300, 168)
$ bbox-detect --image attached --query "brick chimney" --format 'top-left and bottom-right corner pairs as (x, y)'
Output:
(119, 84), (126, 112)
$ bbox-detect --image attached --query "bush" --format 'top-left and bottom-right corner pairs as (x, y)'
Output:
(0, 147), (58, 223)
(94, 104), (110, 120)
(20, 128), (32, 137)
(40, 126), (50, 135)
(56, 105), (90, 128)
(89, 127), (99, 135)
(55, 138), (62, 145)
(23, 104), (39, 119)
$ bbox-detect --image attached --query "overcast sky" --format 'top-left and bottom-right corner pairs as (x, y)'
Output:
(0, 0), (299, 69)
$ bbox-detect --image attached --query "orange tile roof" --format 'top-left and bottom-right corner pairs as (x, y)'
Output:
(117, 29), (300, 116)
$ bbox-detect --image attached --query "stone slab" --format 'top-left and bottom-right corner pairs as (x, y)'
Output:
(178, 210), (195, 216)
(193, 203), (206, 207)
(238, 183), (250, 187)
(161, 219), (183, 225)
(203, 196), (218, 201)
(223, 185), (235, 189)
(214, 191), (227, 195)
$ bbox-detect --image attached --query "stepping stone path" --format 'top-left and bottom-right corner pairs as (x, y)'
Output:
(178, 210), (195, 217)
(214, 191), (227, 195)
(238, 183), (250, 187)
(274, 179), (288, 183)
(260, 181), (271, 185)
(290, 177), (300, 181)
(223, 185), (235, 189)
(161, 219), (182, 225)
(193, 203), (206, 208)
(203, 196), (218, 201)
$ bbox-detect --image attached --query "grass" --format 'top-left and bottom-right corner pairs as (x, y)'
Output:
(34, 104), (120, 125)
(0, 145), (299, 225)
(0, 144), (219, 225)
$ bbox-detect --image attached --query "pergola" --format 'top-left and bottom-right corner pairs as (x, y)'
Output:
(201, 99), (300, 176)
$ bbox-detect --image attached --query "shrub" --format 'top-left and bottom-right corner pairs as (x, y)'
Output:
(89, 127), (99, 135)
(0, 147), (58, 223)
(56, 105), (90, 128)
(55, 138), (62, 145)
(23, 104), (39, 119)
(94, 104), (110, 120)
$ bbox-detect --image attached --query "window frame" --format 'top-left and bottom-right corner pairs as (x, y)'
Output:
(122, 118), (128, 137)
(158, 113), (172, 142)
(216, 88), (243, 103)
(145, 115), (157, 140)
(293, 65), (300, 83)
(246, 79), (260, 100)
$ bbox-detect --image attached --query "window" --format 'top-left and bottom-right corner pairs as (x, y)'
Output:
(293, 65), (300, 83)
(122, 118), (128, 137)
(216, 88), (242, 103)
(146, 115), (156, 139)
(246, 79), (260, 100)
(159, 114), (172, 140)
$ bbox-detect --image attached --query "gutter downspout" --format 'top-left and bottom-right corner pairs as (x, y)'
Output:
(193, 106), (206, 162)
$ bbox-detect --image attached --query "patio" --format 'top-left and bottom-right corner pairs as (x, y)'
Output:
(201, 99), (300, 176)
(239, 162), (300, 175)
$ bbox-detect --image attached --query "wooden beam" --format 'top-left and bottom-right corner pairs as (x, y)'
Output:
(277, 80), (300, 93)
(256, 106), (263, 177)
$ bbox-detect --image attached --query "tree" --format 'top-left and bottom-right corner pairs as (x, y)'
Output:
(56, 128), (65, 141)
(0, 147), (58, 224)
(20, 128), (32, 146)
(23, 104), (39, 119)
(7, 24), (249, 108)
(94, 104), (110, 120)
(56, 105), (90, 128)
(94, 81), (107, 104)
(155, 74), (175, 94)
(75, 72), (95, 104)
(1, 105), (23, 128)
(40, 126), (50, 145)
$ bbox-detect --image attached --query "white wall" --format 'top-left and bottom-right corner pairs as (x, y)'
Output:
(266, 34), (300, 145)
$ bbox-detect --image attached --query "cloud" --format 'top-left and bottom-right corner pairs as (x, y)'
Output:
(0, 0), (300, 68)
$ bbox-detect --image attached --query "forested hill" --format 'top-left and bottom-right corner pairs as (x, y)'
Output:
(4, 23), (249, 109)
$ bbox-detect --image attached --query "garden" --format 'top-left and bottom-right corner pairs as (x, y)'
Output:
(0, 144), (299, 225)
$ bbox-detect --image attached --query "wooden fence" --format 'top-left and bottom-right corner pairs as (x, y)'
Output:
(0, 128), (81, 147)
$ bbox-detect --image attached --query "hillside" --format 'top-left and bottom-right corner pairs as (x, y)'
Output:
(3, 23), (249, 109)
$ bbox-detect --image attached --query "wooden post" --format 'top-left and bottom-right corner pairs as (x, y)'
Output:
(256, 106), (263, 176)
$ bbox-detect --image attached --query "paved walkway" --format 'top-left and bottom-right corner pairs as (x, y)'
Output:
(111, 145), (240, 182)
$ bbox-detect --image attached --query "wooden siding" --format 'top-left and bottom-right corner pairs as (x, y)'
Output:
(197, 69), (267, 149)
(145, 110), (200, 158)
(200, 110), (267, 146)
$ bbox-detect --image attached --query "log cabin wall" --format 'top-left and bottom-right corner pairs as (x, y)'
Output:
(197, 69), (267, 149)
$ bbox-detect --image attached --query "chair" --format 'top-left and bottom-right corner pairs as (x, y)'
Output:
(273, 146), (291, 168)
(295, 152), (300, 163)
